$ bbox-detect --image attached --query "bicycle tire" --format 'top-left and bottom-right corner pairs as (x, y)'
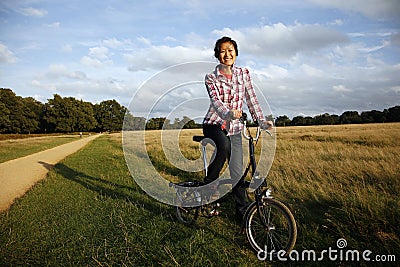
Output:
(176, 205), (199, 225)
(245, 198), (297, 259)
(175, 185), (200, 225)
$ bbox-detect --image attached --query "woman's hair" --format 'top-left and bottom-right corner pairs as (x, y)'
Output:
(213, 36), (238, 59)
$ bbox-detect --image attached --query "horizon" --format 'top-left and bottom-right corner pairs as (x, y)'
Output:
(2, 87), (398, 121)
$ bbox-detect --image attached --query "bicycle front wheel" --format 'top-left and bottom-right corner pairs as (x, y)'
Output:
(245, 198), (297, 259)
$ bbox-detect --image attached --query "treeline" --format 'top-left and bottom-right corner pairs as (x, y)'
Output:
(1, 88), (399, 134)
(122, 116), (200, 131)
(274, 107), (400, 127)
(0, 88), (199, 133)
(0, 88), (127, 133)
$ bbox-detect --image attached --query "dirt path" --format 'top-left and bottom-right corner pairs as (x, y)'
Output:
(0, 134), (101, 212)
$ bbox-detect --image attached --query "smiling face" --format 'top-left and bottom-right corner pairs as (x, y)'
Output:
(218, 42), (236, 67)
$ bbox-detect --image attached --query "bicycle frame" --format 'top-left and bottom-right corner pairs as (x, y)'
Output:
(173, 118), (297, 256)
(173, 115), (273, 213)
(240, 121), (273, 231)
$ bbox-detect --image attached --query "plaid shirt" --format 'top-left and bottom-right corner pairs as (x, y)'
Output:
(203, 64), (266, 135)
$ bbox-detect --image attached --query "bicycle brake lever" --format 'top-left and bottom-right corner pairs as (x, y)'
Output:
(265, 130), (273, 137)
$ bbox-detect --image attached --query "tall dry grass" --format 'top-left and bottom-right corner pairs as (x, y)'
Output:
(141, 123), (400, 255)
(265, 123), (399, 254)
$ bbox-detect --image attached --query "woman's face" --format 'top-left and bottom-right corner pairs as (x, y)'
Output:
(218, 42), (236, 67)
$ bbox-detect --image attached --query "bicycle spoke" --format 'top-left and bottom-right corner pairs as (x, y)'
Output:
(245, 199), (297, 258)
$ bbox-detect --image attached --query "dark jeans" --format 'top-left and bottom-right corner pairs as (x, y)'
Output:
(203, 124), (248, 215)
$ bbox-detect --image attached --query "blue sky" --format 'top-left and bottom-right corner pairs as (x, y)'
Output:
(0, 0), (399, 118)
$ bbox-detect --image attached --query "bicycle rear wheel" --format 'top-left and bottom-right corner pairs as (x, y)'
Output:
(245, 198), (297, 259)
(175, 185), (200, 225)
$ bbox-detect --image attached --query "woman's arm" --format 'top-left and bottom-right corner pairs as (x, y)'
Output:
(205, 74), (232, 120)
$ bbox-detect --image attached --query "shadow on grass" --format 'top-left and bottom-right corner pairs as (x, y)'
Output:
(148, 154), (205, 183)
(38, 161), (179, 221)
(53, 162), (135, 200)
(36, 160), (134, 205)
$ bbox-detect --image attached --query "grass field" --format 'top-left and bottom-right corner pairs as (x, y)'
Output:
(0, 135), (82, 163)
(0, 124), (399, 266)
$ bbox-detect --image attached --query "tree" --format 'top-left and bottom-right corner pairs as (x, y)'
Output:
(386, 106), (400, 122)
(43, 95), (76, 132)
(275, 115), (291, 127)
(340, 111), (362, 124)
(361, 110), (386, 123)
(146, 117), (166, 130)
(0, 102), (11, 133)
(0, 88), (40, 133)
(123, 113), (146, 130)
(172, 118), (182, 129)
(94, 100), (127, 132)
(75, 100), (97, 132)
(43, 95), (97, 133)
(22, 97), (44, 133)
(313, 113), (339, 125)
(291, 116), (306, 126)
(181, 116), (196, 129)
(19, 97), (40, 133)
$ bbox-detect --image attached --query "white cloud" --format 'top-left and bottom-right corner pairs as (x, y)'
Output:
(301, 64), (324, 77)
(0, 43), (17, 64)
(81, 46), (113, 68)
(102, 38), (124, 49)
(137, 37), (152, 46)
(254, 65), (289, 80)
(358, 43), (386, 53)
(61, 44), (73, 52)
(333, 84), (352, 92)
(19, 7), (48, 17)
(125, 45), (213, 71)
(308, 0), (400, 19)
(390, 86), (400, 93)
(164, 36), (178, 42)
(213, 23), (348, 59)
(45, 22), (60, 28)
(89, 46), (109, 60)
(30, 64), (132, 103)
(121, 23), (351, 74)
(45, 64), (87, 80)
(329, 19), (344, 26)
(331, 43), (363, 60)
(81, 56), (104, 68)
(390, 33), (400, 46)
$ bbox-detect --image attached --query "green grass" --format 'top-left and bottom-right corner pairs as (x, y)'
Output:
(0, 135), (260, 266)
(0, 135), (82, 163)
(1, 124), (399, 266)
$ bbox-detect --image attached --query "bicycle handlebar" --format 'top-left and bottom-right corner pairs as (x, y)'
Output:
(240, 112), (273, 140)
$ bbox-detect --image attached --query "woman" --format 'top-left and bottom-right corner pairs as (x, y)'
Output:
(202, 36), (273, 222)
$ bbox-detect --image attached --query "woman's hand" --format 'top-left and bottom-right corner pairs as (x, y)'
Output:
(262, 120), (274, 130)
(230, 109), (242, 119)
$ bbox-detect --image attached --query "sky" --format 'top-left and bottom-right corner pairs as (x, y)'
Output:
(0, 0), (399, 119)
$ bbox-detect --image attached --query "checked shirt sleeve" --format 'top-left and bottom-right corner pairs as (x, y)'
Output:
(243, 68), (266, 124)
(205, 73), (231, 120)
